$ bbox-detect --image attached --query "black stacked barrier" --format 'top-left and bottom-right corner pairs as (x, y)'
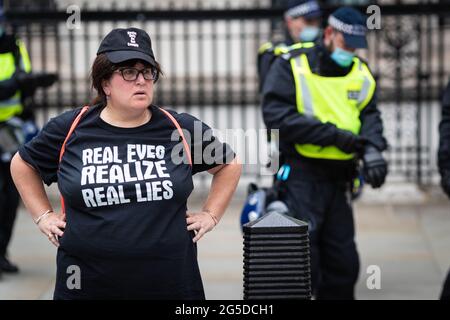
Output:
(243, 209), (311, 300)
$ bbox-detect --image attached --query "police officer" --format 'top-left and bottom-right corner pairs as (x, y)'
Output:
(262, 7), (388, 299)
(0, 5), (32, 275)
(257, 0), (322, 91)
(438, 79), (450, 300)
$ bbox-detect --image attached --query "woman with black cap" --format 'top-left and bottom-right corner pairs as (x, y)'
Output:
(10, 27), (241, 300)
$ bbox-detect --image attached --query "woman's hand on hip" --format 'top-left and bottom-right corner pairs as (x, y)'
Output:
(186, 211), (217, 243)
(37, 212), (66, 247)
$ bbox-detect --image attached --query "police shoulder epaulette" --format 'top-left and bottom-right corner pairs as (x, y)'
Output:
(288, 41), (315, 51)
(258, 42), (274, 54)
(273, 44), (291, 56)
(355, 55), (369, 66)
(354, 56), (375, 75)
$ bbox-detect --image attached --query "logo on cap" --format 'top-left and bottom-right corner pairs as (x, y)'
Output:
(127, 31), (139, 48)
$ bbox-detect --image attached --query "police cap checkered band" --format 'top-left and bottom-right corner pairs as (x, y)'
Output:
(285, 1), (320, 19)
(328, 15), (367, 36)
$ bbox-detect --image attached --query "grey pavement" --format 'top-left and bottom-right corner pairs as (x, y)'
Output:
(0, 183), (449, 300)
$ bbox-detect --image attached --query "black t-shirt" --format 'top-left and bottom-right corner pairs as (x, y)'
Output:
(19, 103), (235, 299)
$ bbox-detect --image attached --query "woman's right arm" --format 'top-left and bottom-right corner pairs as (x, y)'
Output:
(10, 152), (65, 247)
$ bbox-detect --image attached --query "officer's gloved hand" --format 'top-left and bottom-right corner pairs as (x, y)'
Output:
(13, 71), (37, 97)
(335, 129), (367, 154)
(14, 71), (58, 98)
(440, 170), (450, 198)
(363, 145), (388, 189)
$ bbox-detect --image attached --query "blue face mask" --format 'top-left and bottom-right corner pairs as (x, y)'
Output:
(299, 26), (319, 42)
(330, 47), (355, 68)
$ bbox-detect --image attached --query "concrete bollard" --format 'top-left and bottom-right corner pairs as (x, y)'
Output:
(243, 210), (311, 300)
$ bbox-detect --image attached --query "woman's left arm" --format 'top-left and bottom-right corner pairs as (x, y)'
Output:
(186, 156), (242, 242)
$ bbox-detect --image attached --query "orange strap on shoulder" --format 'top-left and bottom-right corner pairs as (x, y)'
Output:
(59, 106), (90, 164)
(59, 106), (90, 215)
(158, 107), (192, 167)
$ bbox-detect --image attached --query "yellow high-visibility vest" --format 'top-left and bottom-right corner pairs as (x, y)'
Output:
(0, 39), (32, 122)
(289, 53), (376, 160)
(260, 42), (316, 151)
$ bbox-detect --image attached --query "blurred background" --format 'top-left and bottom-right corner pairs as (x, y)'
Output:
(1, 0), (450, 300)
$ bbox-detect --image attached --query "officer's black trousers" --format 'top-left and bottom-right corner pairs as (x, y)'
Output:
(284, 159), (359, 300)
(0, 161), (20, 257)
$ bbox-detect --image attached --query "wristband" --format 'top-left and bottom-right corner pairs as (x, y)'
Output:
(35, 209), (53, 225)
(203, 209), (219, 226)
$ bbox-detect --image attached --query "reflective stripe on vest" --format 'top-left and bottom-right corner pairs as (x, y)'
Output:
(17, 40), (32, 72)
(290, 53), (376, 160)
(0, 40), (32, 121)
(356, 60), (373, 108)
(258, 42), (274, 54)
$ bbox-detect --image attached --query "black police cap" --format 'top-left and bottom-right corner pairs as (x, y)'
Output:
(328, 7), (368, 49)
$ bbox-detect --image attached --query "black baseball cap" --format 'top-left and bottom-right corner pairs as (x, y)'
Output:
(97, 27), (157, 67)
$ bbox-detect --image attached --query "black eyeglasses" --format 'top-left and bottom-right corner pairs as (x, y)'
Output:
(114, 67), (158, 82)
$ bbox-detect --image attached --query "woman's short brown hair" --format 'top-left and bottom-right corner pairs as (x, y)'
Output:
(90, 53), (163, 105)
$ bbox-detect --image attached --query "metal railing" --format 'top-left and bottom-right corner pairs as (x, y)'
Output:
(4, 1), (450, 186)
